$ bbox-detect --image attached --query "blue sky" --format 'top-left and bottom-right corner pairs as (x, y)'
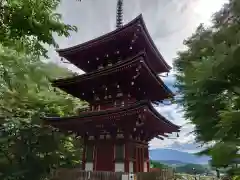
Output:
(51, 0), (228, 153)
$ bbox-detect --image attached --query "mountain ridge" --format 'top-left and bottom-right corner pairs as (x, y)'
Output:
(149, 148), (210, 165)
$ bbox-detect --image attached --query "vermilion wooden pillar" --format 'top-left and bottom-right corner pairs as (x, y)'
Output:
(82, 141), (86, 170)
(83, 139), (150, 172)
(93, 144), (97, 171)
(141, 147), (144, 172)
(124, 142), (129, 172)
(135, 147), (138, 172)
(138, 147), (140, 172)
(147, 146), (150, 172)
(138, 147), (141, 172)
(136, 146), (142, 172)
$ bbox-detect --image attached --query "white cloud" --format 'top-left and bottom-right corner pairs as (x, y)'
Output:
(53, 0), (227, 152)
(150, 102), (198, 152)
(150, 74), (198, 152)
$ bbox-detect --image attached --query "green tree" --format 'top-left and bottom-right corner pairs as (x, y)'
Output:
(175, 164), (207, 175)
(0, 0), (78, 57)
(0, 0), (87, 179)
(150, 160), (168, 169)
(0, 45), (86, 180)
(174, 0), (240, 176)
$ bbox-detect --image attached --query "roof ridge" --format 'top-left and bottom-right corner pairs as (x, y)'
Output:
(57, 15), (143, 54)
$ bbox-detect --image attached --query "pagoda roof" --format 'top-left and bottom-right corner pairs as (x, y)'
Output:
(44, 100), (180, 140)
(57, 15), (171, 73)
(52, 52), (173, 102)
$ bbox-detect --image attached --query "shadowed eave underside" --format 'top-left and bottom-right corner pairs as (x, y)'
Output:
(44, 100), (180, 133)
(52, 52), (174, 102)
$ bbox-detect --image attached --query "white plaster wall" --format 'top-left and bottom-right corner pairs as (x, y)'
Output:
(85, 162), (93, 171)
(144, 162), (148, 172)
(129, 161), (134, 173)
(115, 163), (125, 172)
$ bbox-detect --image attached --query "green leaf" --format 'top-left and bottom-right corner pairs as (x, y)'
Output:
(174, 0), (240, 175)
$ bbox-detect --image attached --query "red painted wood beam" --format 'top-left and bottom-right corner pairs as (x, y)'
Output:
(124, 142), (129, 172)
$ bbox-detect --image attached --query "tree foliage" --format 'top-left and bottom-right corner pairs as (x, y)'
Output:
(0, 45), (85, 180)
(0, 0), (86, 179)
(174, 0), (240, 175)
(0, 46), (79, 120)
(175, 164), (208, 175)
(150, 160), (168, 169)
(0, 121), (82, 180)
(0, 0), (77, 57)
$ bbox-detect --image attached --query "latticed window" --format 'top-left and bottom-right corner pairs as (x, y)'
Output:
(115, 144), (125, 162)
(86, 145), (94, 162)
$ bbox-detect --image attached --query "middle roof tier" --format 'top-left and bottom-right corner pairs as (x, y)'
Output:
(53, 52), (173, 103)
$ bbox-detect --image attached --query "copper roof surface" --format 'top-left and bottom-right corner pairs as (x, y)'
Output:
(57, 15), (171, 73)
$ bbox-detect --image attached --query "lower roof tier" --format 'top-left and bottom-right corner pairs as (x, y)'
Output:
(44, 101), (180, 142)
(53, 52), (173, 103)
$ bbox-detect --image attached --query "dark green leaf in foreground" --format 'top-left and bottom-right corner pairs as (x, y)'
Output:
(174, 0), (240, 176)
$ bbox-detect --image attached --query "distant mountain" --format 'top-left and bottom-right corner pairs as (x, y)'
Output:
(149, 149), (210, 165)
(159, 160), (187, 166)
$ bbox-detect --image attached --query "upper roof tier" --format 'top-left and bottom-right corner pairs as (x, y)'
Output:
(57, 15), (171, 74)
(53, 52), (173, 103)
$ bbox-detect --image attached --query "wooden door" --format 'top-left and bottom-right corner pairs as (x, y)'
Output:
(95, 142), (114, 171)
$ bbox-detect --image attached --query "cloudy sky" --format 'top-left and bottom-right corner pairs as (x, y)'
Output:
(52, 0), (228, 153)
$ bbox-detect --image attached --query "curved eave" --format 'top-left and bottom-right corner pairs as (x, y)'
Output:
(57, 14), (171, 73)
(43, 100), (179, 131)
(137, 15), (171, 71)
(148, 103), (180, 131)
(52, 53), (174, 100)
(140, 55), (174, 98)
(53, 52), (146, 85)
(44, 100), (148, 122)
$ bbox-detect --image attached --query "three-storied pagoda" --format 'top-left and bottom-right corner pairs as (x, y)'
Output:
(44, 1), (179, 173)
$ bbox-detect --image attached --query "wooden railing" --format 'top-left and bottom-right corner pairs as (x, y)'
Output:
(51, 169), (174, 180)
